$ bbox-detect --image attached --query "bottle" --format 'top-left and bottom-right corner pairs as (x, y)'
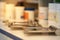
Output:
(5, 3), (15, 22)
(0, 0), (6, 21)
(24, 8), (35, 21)
(15, 1), (25, 22)
(48, 3), (56, 27)
(38, 0), (48, 28)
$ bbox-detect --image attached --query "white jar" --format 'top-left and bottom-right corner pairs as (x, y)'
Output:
(24, 8), (35, 21)
(56, 3), (60, 23)
(5, 4), (15, 21)
(15, 6), (24, 22)
(38, 7), (48, 28)
(0, 2), (6, 21)
(48, 3), (56, 27)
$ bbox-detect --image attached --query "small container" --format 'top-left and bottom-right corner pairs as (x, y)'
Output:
(5, 3), (15, 22)
(38, 7), (48, 28)
(24, 8), (35, 21)
(0, 2), (6, 21)
(48, 3), (56, 27)
(15, 2), (25, 22)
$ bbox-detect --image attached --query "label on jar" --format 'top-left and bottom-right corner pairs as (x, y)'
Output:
(24, 10), (34, 21)
(39, 7), (48, 20)
(24, 11), (29, 20)
(48, 3), (56, 21)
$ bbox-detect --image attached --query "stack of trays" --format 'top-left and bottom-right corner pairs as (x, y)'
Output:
(9, 22), (28, 29)
(24, 27), (56, 34)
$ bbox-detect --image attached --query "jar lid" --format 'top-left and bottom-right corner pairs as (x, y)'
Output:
(16, 2), (24, 6)
(24, 8), (35, 10)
